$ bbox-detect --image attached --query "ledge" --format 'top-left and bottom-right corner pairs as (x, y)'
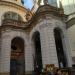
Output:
(0, 72), (10, 75)
(2, 19), (28, 28)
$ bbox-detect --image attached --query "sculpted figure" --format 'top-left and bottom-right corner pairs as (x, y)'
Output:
(43, 0), (48, 5)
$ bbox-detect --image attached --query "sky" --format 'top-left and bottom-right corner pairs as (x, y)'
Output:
(24, 0), (34, 9)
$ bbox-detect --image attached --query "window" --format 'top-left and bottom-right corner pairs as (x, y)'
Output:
(3, 12), (23, 21)
(48, 0), (57, 7)
(21, 0), (24, 4)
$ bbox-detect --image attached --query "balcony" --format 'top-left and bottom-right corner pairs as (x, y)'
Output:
(2, 19), (29, 28)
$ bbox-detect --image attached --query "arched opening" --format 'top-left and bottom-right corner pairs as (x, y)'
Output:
(3, 11), (23, 21)
(54, 28), (67, 68)
(32, 31), (43, 74)
(10, 37), (25, 75)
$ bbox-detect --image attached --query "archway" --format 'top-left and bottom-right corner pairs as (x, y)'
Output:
(54, 28), (67, 68)
(32, 31), (43, 74)
(10, 37), (25, 75)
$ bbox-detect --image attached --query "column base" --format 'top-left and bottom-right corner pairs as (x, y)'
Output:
(25, 71), (32, 75)
(0, 72), (10, 75)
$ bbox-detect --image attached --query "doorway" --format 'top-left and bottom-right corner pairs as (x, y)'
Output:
(54, 28), (67, 68)
(10, 37), (25, 75)
(32, 31), (43, 73)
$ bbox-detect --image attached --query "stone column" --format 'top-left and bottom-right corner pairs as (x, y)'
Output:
(25, 37), (33, 75)
(0, 32), (1, 59)
(62, 30), (72, 67)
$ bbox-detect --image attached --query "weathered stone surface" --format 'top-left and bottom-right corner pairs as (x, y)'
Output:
(0, 5), (72, 74)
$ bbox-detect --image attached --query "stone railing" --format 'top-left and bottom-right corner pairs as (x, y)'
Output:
(2, 19), (29, 28)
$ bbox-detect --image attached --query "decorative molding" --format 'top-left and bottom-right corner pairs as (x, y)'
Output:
(2, 19), (27, 28)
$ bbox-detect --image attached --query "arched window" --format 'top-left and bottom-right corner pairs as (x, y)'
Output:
(32, 31), (43, 74)
(10, 37), (25, 75)
(54, 28), (67, 68)
(3, 12), (23, 21)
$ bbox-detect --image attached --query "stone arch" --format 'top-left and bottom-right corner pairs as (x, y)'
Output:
(2, 11), (23, 21)
(10, 37), (25, 75)
(32, 31), (43, 74)
(53, 27), (67, 68)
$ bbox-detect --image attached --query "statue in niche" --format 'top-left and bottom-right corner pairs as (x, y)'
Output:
(43, 0), (48, 5)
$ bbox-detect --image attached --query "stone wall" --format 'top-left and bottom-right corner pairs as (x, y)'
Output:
(0, 29), (33, 74)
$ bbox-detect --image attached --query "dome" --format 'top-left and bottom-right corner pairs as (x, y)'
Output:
(1, 0), (24, 6)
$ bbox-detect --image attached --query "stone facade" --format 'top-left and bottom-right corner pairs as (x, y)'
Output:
(61, 0), (75, 65)
(0, 1), (73, 75)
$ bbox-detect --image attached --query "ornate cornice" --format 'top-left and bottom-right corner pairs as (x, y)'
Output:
(0, 19), (30, 33)
(2, 19), (28, 28)
(0, 24), (26, 32)
(0, 1), (27, 12)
